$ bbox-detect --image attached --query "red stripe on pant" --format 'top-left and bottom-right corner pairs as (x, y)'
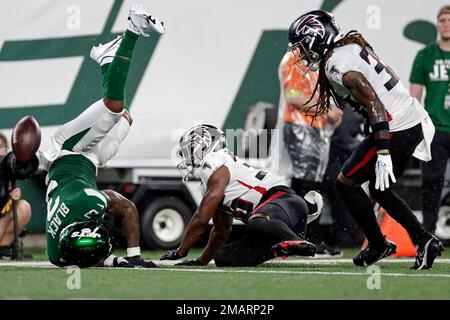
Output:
(347, 133), (393, 177)
(347, 147), (377, 177)
(251, 191), (286, 214)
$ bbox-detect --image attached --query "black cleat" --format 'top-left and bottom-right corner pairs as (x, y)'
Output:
(124, 255), (157, 268)
(411, 236), (445, 270)
(271, 240), (316, 258)
(353, 240), (397, 267)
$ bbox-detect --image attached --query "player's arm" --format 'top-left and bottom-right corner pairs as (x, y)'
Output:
(197, 210), (234, 265)
(342, 71), (389, 153)
(342, 71), (396, 190)
(103, 189), (140, 248)
(160, 166), (230, 260)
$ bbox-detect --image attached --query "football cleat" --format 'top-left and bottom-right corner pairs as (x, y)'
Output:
(411, 236), (444, 270)
(124, 255), (157, 268)
(128, 4), (166, 37)
(271, 239), (316, 258)
(353, 239), (397, 267)
(90, 35), (123, 66)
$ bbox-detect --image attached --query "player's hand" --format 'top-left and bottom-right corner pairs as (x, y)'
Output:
(176, 258), (205, 266)
(375, 154), (396, 191)
(160, 249), (186, 260)
(124, 255), (157, 268)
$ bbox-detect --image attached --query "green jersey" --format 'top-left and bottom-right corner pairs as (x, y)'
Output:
(45, 154), (108, 266)
(410, 43), (450, 132)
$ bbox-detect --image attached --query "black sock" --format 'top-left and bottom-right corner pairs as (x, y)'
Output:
(369, 184), (429, 245)
(336, 180), (385, 248)
(247, 218), (300, 244)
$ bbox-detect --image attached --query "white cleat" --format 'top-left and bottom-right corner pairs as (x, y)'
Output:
(128, 4), (166, 37)
(90, 35), (123, 66)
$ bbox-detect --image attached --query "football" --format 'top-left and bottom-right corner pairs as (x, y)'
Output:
(11, 115), (41, 162)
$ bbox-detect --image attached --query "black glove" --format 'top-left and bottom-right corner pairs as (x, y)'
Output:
(160, 249), (187, 260)
(124, 255), (157, 268)
(176, 258), (204, 266)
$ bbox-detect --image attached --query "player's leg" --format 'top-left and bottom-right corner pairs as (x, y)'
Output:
(249, 193), (316, 257)
(103, 4), (165, 113)
(213, 235), (274, 267)
(336, 135), (387, 249)
(368, 124), (444, 269)
(47, 6), (165, 160)
(85, 111), (132, 167)
(336, 135), (401, 266)
(421, 131), (449, 233)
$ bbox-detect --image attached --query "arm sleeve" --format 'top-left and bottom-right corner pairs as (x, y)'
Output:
(409, 51), (426, 85)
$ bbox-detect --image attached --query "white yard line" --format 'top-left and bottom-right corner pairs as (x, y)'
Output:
(0, 259), (450, 279)
(150, 268), (450, 279)
(1, 258), (450, 268)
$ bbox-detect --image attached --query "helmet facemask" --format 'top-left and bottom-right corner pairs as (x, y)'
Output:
(288, 35), (321, 75)
(177, 125), (226, 182)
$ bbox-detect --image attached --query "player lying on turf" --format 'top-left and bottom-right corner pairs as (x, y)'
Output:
(160, 125), (323, 267)
(287, 10), (444, 269)
(39, 4), (165, 268)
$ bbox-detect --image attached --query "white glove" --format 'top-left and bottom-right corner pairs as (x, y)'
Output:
(375, 154), (396, 191)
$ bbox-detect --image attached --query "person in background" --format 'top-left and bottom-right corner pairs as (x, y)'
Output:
(0, 132), (33, 258)
(410, 5), (450, 234)
(274, 51), (343, 255)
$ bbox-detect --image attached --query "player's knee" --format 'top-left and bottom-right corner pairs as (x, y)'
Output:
(103, 98), (124, 113)
(17, 200), (32, 221)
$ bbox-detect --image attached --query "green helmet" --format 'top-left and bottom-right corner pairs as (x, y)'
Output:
(58, 221), (112, 267)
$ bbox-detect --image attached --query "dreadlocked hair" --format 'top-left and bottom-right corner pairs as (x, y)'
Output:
(302, 30), (374, 119)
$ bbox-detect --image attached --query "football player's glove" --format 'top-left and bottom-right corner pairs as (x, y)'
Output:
(176, 258), (204, 266)
(160, 249), (187, 260)
(375, 154), (396, 191)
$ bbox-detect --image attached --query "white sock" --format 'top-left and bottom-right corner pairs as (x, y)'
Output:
(127, 247), (141, 257)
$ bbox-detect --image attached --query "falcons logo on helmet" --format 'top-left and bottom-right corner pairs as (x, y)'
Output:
(295, 14), (325, 38)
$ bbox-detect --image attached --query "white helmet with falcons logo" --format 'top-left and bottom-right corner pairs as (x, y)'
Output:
(177, 124), (227, 182)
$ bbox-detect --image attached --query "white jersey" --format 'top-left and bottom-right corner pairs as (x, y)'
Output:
(199, 149), (288, 221)
(325, 43), (428, 132)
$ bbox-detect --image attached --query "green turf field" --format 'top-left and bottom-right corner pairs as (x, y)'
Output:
(0, 248), (449, 300)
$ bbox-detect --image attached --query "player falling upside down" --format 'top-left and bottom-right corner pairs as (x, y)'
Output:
(160, 125), (322, 267)
(287, 10), (444, 269)
(39, 5), (165, 268)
